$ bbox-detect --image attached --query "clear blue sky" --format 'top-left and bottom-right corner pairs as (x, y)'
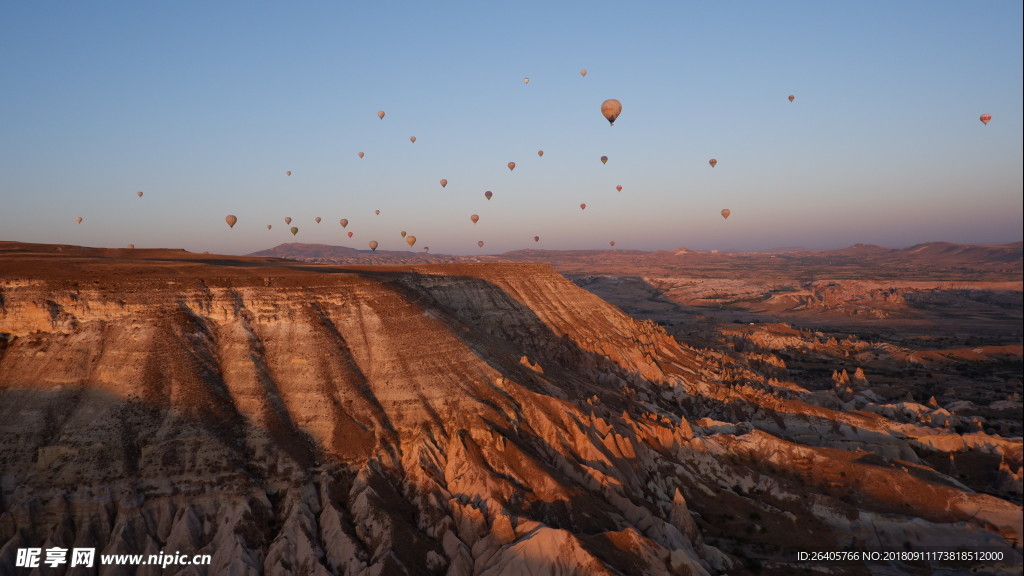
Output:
(2, 1), (1021, 254)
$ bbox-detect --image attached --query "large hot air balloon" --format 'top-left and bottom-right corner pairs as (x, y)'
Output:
(601, 99), (622, 125)
(484, 191), (493, 200)
(406, 236), (416, 247)
(471, 214), (479, 224)
(369, 241), (378, 251)
(721, 209), (731, 220)
(225, 215), (238, 228)
(600, 156), (608, 165)
(400, 230), (407, 238)
(377, 111), (385, 119)
(266, 224), (272, 230)
(580, 69), (587, 77)
(290, 226), (299, 236)
(478, 240), (485, 247)
(358, 152), (365, 158)
(537, 150), (544, 157)
(340, 219), (349, 228)
(347, 231), (354, 238)
(315, 217), (321, 224)
(284, 217), (292, 224)
(533, 236), (540, 243)
(580, 203), (587, 210)
(788, 94), (795, 102)
(616, 185), (622, 192)
(440, 179), (448, 188)
(75, 217), (83, 224)
(507, 162), (516, 171)
(709, 158), (718, 168)
(980, 113), (992, 125)
(410, 136), (416, 143)
(137, 191), (144, 198)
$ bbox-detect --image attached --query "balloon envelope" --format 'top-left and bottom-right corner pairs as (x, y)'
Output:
(478, 241), (485, 247)
(508, 161), (515, 171)
(286, 171), (291, 176)
(406, 236), (416, 247)
(284, 217), (292, 224)
(410, 136), (416, 143)
(339, 219), (348, 228)
(358, 152), (364, 158)
(225, 215), (238, 228)
(980, 113), (992, 125)
(290, 226), (299, 236)
(616, 185), (622, 192)
(580, 69), (587, 77)
(484, 191), (493, 200)
(347, 231), (353, 238)
(600, 156), (608, 164)
(788, 94), (795, 102)
(471, 214), (479, 224)
(533, 236), (540, 242)
(523, 77), (529, 84)
(369, 241), (378, 251)
(401, 230), (407, 237)
(375, 210), (380, 215)
(75, 217), (83, 224)
(266, 224), (272, 230)
(137, 191), (143, 197)
(440, 179), (447, 188)
(377, 111), (385, 119)
(315, 217), (321, 224)
(580, 203), (587, 210)
(609, 241), (615, 247)
(721, 209), (731, 219)
(600, 99), (622, 125)
(709, 158), (717, 168)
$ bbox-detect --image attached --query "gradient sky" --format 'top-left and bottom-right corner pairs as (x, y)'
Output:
(2, 2), (1021, 255)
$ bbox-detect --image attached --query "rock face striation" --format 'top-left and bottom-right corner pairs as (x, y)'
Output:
(0, 243), (1020, 575)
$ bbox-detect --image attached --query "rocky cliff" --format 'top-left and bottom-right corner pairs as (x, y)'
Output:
(0, 243), (1020, 575)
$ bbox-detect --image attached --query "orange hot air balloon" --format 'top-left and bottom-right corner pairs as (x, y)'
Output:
(980, 113), (991, 125)
(440, 179), (448, 188)
(339, 219), (348, 228)
(523, 77), (530, 84)
(75, 217), (83, 224)
(375, 210), (380, 215)
(358, 151), (365, 158)
(609, 241), (615, 247)
(616, 185), (622, 192)
(471, 214), (479, 224)
(410, 136), (416, 143)
(721, 209), (731, 220)
(788, 94), (795, 102)
(286, 171), (292, 176)
(507, 161), (516, 171)
(537, 150), (544, 157)
(533, 236), (540, 242)
(225, 215), (238, 228)
(347, 231), (354, 238)
(284, 217), (292, 224)
(266, 224), (272, 230)
(485, 191), (493, 200)
(478, 240), (485, 247)
(137, 191), (143, 198)
(580, 69), (587, 77)
(290, 226), (299, 236)
(314, 217), (321, 224)
(369, 241), (378, 251)
(406, 236), (416, 247)
(580, 203), (587, 210)
(601, 99), (622, 125)
(709, 158), (717, 168)
(377, 111), (385, 119)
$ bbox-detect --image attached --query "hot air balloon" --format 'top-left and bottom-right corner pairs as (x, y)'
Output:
(369, 241), (378, 251)
(137, 191), (144, 198)
(484, 191), (493, 200)
(340, 219), (349, 228)
(358, 152), (365, 158)
(788, 94), (795, 102)
(601, 99), (622, 125)
(377, 111), (385, 119)
(440, 179), (448, 188)
(523, 77), (529, 84)
(375, 210), (380, 215)
(127, 244), (134, 249)
(315, 217), (321, 224)
(471, 214), (479, 224)
(537, 150), (544, 157)
(284, 217), (292, 224)
(609, 241), (615, 247)
(75, 217), (83, 224)
(709, 158), (717, 168)
(600, 156), (608, 165)
(721, 209), (731, 220)
(406, 236), (416, 247)
(580, 69), (587, 77)
(266, 224), (272, 230)
(225, 215), (238, 228)
(616, 185), (622, 192)
(290, 226), (299, 236)
(980, 113), (992, 125)
(410, 136), (416, 143)
(533, 236), (540, 242)
(286, 171), (292, 176)
(400, 230), (407, 238)
(580, 203), (587, 210)
(423, 247), (429, 253)
(508, 161), (516, 171)
(347, 231), (354, 238)
(478, 240), (485, 248)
